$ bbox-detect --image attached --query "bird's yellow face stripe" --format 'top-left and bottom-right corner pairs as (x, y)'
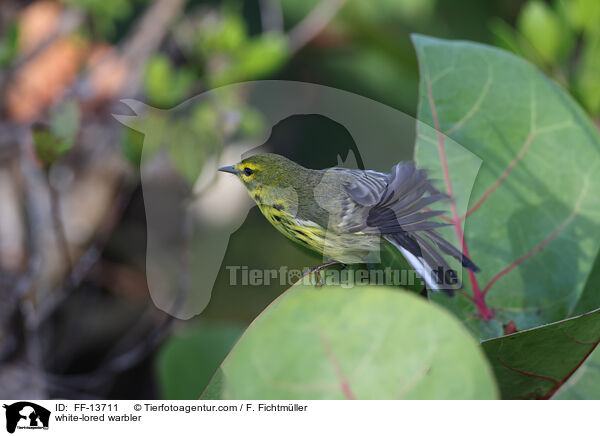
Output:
(235, 162), (260, 183)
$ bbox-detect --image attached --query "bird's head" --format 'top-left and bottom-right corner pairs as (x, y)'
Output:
(218, 153), (301, 194)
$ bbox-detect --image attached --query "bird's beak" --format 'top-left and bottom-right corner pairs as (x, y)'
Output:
(218, 165), (237, 175)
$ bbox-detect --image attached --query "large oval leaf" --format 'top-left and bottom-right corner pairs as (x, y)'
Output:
(203, 284), (497, 399)
(412, 35), (600, 339)
(481, 307), (600, 399)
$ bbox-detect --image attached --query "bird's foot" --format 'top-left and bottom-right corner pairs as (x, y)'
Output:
(305, 261), (340, 287)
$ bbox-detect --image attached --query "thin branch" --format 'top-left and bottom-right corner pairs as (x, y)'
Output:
(288, 0), (347, 55)
(77, 0), (188, 100)
(47, 176), (73, 287)
(14, 130), (44, 300)
(119, 0), (188, 93)
(259, 0), (284, 34)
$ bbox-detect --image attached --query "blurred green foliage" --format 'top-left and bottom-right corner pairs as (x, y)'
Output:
(184, 8), (289, 88)
(0, 23), (18, 67)
(33, 100), (80, 166)
(124, 91), (266, 183)
(518, 0), (572, 63)
(209, 32), (288, 87)
(492, 0), (600, 116)
(60, 0), (148, 40)
(142, 6), (289, 111)
(156, 322), (244, 399)
(351, 0), (437, 23)
(144, 54), (195, 108)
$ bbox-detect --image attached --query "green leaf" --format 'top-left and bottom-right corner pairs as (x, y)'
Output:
(196, 13), (247, 55)
(156, 322), (244, 399)
(208, 34), (289, 87)
(481, 307), (600, 399)
(121, 127), (144, 168)
(163, 103), (222, 184)
(165, 123), (208, 184)
(553, 346), (600, 399)
(144, 54), (194, 108)
(50, 99), (81, 146)
(489, 18), (526, 57)
(574, 31), (600, 115)
(0, 22), (18, 67)
(32, 130), (68, 166)
(350, 0), (436, 23)
(201, 368), (226, 400)
(61, 0), (134, 40)
(313, 45), (419, 114)
(560, 0), (600, 35)
(517, 0), (572, 64)
(203, 285), (498, 399)
(279, 0), (325, 23)
(412, 35), (600, 339)
(489, 18), (547, 67)
(572, 249), (600, 316)
(33, 100), (80, 165)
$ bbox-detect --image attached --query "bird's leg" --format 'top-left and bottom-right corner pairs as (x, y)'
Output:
(315, 269), (322, 287)
(305, 260), (341, 287)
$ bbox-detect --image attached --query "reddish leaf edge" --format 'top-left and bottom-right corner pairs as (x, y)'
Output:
(482, 306), (600, 341)
(482, 307), (600, 399)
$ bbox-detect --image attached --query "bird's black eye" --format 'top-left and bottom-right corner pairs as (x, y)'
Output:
(244, 167), (254, 176)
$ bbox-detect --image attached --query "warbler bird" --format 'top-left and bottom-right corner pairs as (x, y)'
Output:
(218, 153), (478, 294)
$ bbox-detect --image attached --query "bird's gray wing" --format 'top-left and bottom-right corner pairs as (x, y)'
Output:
(340, 162), (479, 295)
(309, 167), (390, 233)
(362, 162), (449, 233)
(340, 162), (448, 234)
(342, 168), (391, 206)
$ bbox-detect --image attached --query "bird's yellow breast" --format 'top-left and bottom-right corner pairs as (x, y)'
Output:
(259, 203), (325, 251)
(257, 202), (380, 264)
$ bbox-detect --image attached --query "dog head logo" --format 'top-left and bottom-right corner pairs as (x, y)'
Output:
(3, 402), (50, 433)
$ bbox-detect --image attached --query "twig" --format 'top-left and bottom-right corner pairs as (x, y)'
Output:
(47, 175), (73, 287)
(14, 130), (44, 300)
(288, 0), (347, 55)
(108, 0), (188, 97)
(259, 0), (284, 34)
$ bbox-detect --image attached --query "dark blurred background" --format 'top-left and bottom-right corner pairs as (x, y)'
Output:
(1, 0), (599, 399)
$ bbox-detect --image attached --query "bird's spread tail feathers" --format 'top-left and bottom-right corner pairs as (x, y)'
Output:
(385, 233), (461, 297)
(376, 162), (479, 297)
